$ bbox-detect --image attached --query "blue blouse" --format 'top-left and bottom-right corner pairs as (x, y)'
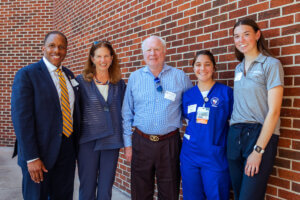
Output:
(76, 74), (126, 150)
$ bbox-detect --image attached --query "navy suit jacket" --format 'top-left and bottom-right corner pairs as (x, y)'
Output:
(11, 59), (80, 169)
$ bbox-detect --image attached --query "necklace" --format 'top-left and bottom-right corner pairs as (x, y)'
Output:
(94, 77), (109, 85)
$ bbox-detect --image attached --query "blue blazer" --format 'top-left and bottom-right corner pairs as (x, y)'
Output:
(76, 75), (125, 150)
(11, 59), (80, 169)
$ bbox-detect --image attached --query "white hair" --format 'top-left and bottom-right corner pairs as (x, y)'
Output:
(141, 35), (166, 52)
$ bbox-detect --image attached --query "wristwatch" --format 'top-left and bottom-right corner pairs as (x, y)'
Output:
(254, 145), (265, 154)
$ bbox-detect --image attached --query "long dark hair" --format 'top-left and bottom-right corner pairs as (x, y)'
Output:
(233, 18), (273, 61)
(82, 41), (121, 84)
(192, 50), (217, 71)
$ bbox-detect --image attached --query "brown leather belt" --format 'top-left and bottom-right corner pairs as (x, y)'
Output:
(135, 128), (178, 142)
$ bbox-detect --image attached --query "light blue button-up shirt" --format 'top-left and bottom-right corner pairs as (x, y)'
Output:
(122, 64), (193, 147)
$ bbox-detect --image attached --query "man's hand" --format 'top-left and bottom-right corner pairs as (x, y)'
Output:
(244, 151), (262, 177)
(27, 159), (48, 183)
(124, 146), (132, 163)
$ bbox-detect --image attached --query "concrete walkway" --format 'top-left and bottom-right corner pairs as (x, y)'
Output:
(0, 147), (130, 200)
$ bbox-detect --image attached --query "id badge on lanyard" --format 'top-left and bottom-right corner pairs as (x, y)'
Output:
(196, 97), (210, 124)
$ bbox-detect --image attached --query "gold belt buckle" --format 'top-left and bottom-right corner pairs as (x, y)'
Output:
(149, 135), (159, 142)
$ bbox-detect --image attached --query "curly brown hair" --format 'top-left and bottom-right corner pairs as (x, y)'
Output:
(82, 41), (121, 84)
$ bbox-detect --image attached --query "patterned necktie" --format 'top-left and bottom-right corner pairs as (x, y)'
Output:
(56, 68), (73, 137)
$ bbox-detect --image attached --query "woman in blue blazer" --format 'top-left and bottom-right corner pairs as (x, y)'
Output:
(76, 41), (125, 200)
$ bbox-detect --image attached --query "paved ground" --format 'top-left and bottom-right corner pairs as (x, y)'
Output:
(0, 147), (130, 200)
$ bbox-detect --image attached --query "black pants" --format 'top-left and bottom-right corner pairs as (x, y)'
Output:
(227, 123), (278, 200)
(131, 131), (181, 200)
(21, 135), (76, 200)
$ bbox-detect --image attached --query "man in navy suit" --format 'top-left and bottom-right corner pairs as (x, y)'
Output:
(11, 31), (80, 200)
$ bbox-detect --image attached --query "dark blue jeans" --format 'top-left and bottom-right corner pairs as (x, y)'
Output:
(227, 123), (278, 200)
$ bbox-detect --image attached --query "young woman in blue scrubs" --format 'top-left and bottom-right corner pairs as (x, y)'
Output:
(227, 18), (284, 200)
(180, 50), (233, 200)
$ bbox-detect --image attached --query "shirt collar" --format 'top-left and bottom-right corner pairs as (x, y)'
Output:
(43, 56), (62, 73)
(142, 63), (171, 77)
(241, 53), (267, 66)
(254, 53), (267, 63)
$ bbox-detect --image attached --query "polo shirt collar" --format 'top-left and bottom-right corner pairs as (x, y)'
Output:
(240, 53), (268, 68)
(255, 53), (267, 63)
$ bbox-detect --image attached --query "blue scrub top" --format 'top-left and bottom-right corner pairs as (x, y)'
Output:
(181, 82), (233, 171)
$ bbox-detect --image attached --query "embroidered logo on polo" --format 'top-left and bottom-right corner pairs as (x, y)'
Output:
(210, 97), (219, 107)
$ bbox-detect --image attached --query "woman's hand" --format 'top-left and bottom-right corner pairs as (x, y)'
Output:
(244, 151), (262, 177)
(244, 86), (283, 177)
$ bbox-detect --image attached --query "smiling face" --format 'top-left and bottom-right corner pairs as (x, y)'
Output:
(193, 54), (215, 83)
(143, 37), (166, 70)
(91, 47), (113, 73)
(234, 25), (261, 56)
(42, 33), (67, 67)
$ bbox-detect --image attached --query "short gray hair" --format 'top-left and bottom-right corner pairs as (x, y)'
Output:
(141, 35), (166, 52)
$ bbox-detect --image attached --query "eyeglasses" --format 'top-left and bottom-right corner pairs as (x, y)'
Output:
(93, 41), (111, 45)
(46, 44), (66, 50)
(154, 77), (163, 92)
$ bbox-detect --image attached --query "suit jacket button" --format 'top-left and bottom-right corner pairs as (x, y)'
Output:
(59, 134), (62, 137)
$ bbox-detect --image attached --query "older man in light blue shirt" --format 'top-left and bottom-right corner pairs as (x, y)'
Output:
(122, 35), (192, 200)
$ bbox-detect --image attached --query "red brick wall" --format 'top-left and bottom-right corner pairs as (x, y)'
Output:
(1, 0), (299, 199)
(0, 0), (54, 146)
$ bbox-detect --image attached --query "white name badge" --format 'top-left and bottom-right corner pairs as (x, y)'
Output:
(185, 118), (189, 125)
(164, 91), (176, 101)
(71, 79), (79, 87)
(252, 70), (263, 75)
(188, 104), (197, 114)
(234, 72), (242, 82)
(184, 133), (190, 140)
(196, 107), (210, 124)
